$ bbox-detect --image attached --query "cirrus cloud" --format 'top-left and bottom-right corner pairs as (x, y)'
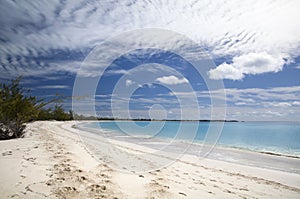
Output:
(0, 0), (300, 79)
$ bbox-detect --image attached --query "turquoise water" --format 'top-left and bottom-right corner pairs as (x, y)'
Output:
(84, 121), (300, 157)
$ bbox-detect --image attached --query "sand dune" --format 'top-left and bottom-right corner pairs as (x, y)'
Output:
(0, 121), (299, 198)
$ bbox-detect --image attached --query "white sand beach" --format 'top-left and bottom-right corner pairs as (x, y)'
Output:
(0, 121), (299, 198)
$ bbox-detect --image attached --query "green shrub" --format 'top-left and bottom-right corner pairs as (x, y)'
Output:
(0, 77), (46, 140)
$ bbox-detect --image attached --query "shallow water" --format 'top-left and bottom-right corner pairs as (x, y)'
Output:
(80, 121), (300, 173)
(85, 121), (300, 157)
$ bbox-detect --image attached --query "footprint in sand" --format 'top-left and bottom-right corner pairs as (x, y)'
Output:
(55, 186), (79, 197)
(20, 175), (26, 179)
(224, 189), (235, 194)
(239, 187), (249, 191)
(24, 157), (36, 162)
(2, 150), (12, 156)
(188, 186), (197, 190)
(10, 193), (20, 198)
(178, 192), (187, 196)
(195, 181), (206, 186)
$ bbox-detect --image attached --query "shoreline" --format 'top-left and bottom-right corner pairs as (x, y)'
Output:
(80, 120), (300, 159)
(78, 121), (300, 174)
(0, 121), (299, 198)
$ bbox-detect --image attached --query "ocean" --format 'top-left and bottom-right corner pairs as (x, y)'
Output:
(84, 121), (300, 156)
(80, 121), (300, 173)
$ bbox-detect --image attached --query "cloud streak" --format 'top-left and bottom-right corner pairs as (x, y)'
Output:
(90, 85), (300, 120)
(37, 85), (70, 89)
(156, 75), (188, 85)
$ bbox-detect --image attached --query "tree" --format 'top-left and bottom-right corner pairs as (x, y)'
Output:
(37, 107), (53, 120)
(0, 77), (46, 140)
(37, 104), (73, 121)
(52, 104), (72, 121)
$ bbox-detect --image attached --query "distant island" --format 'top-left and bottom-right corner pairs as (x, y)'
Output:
(73, 115), (239, 122)
(102, 118), (239, 122)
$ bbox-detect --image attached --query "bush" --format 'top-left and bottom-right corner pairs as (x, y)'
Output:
(0, 77), (46, 140)
(37, 104), (72, 121)
(37, 108), (53, 120)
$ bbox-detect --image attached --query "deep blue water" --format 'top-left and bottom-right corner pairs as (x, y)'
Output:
(84, 121), (300, 157)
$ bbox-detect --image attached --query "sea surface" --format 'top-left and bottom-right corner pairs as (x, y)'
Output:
(80, 121), (300, 173)
(84, 121), (300, 156)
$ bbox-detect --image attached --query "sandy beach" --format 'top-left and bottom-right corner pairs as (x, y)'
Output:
(0, 121), (299, 199)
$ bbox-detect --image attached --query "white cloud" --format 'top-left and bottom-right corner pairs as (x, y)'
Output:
(220, 86), (300, 103)
(77, 85), (300, 121)
(264, 111), (284, 117)
(1, 0), (300, 78)
(37, 85), (69, 89)
(267, 102), (292, 107)
(156, 75), (188, 85)
(208, 62), (244, 80)
(105, 69), (128, 76)
(209, 52), (285, 80)
(0, 60), (82, 79)
(125, 79), (134, 87)
(235, 102), (247, 106)
(173, 85), (300, 109)
(292, 101), (300, 106)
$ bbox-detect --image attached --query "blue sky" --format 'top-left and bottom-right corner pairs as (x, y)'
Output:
(0, 0), (300, 121)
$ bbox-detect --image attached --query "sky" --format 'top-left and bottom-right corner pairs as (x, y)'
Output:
(0, 0), (300, 121)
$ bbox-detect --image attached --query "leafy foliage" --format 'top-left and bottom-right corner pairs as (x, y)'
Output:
(0, 77), (46, 140)
(37, 104), (73, 121)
